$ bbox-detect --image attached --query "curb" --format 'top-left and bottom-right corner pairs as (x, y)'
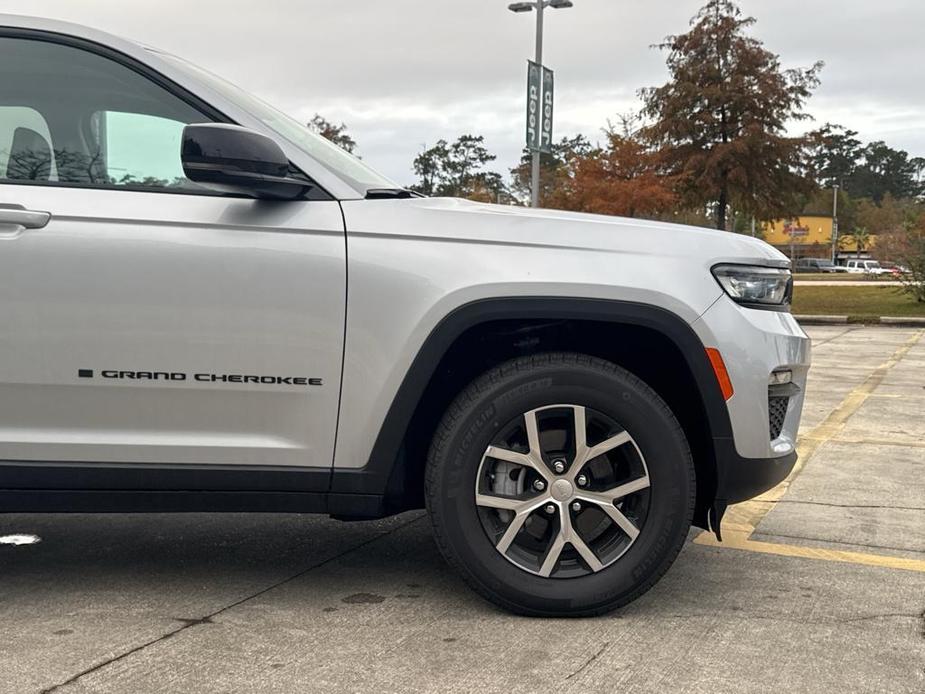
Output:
(795, 314), (846, 324)
(796, 315), (925, 327)
(880, 316), (925, 326)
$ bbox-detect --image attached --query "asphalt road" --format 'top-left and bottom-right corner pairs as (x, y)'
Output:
(2, 326), (923, 694)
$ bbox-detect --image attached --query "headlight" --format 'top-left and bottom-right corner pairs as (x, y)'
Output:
(712, 264), (792, 308)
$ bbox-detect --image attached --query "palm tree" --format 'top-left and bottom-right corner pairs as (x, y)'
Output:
(841, 226), (871, 255)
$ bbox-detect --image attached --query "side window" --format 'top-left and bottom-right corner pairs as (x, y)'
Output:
(0, 106), (57, 181)
(92, 111), (188, 188)
(0, 36), (214, 193)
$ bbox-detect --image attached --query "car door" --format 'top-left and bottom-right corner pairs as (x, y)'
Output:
(0, 35), (345, 471)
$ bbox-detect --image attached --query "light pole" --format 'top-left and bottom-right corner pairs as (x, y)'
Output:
(509, 0), (573, 208)
(831, 184), (839, 264)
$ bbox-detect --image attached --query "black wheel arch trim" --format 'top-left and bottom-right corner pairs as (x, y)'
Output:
(331, 296), (736, 506)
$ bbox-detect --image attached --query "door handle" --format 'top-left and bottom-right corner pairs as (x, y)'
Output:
(0, 204), (52, 230)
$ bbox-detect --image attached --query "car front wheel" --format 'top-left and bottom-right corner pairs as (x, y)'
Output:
(425, 352), (695, 617)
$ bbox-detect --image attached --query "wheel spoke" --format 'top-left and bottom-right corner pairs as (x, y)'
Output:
(495, 512), (529, 553)
(494, 498), (548, 554)
(538, 532), (565, 577)
(524, 410), (542, 459)
(597, 503), (641, 541)
(576, 475), (650, 505)
(484, 444), (532, 467)
(570, 534), (604, 572)
(575, 474), (647, 541)
(584, 430), (633, 464)
(568, 428), (633, 481)
(475, 493), (529, 512)
(572, 405), (588, 461)
(562, 508), (604, 571)
(606, 475), (650, 500)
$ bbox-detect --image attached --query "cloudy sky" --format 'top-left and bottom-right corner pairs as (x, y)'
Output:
(4, 0), (922, 184)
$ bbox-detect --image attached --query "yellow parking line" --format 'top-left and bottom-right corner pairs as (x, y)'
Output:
(694, 329), (925, 572)
(694, 534), (925, 572)
(867, 393), (925, 400)
(809, 435), (925, 450)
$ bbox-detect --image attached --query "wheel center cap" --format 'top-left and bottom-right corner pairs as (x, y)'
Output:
(551, 479), (574, 502)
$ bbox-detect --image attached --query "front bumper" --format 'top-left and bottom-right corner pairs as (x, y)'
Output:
(713, 439), (797, 504)
(692, 295), (811, 461)
(705, 439), (797, 540)
(691, 295), (810, 534)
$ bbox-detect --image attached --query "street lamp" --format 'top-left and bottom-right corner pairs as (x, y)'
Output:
(508, 0), (574, 207)
(831, 184), (839, 264)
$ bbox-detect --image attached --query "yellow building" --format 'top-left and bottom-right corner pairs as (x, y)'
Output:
(762, 215), (876, 259)
(763, 216), (832, 247)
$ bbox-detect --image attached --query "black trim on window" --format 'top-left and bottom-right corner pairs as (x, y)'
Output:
(0, 27), (332, 201)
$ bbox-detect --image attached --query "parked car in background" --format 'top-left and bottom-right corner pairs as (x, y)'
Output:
(843, 259), (891, 275)
(795, 258), (847, 273)
(879, 261), (909, 276)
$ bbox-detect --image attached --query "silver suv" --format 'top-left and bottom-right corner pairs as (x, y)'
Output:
(0, 16), (810, 616)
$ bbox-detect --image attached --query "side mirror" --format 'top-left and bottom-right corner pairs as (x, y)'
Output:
(181, 123), (311, 200)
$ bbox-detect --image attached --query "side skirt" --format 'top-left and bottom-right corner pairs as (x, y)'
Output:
(0, 490), (385, 517)
(0, 462), (388, 519)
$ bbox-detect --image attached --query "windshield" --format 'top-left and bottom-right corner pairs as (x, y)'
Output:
(157, 52), (397, 193)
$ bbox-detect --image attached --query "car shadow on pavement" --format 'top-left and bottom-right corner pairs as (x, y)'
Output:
(0, 512), (742, 620)
(0, 512), (429, 579)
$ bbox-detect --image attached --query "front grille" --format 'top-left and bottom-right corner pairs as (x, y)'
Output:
(768, 396), (789, 439)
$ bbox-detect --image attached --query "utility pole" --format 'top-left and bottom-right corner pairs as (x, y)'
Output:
(831, 184), (839, 264)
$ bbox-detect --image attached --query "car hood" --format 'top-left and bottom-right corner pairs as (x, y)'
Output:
(346, 197), (790, 269)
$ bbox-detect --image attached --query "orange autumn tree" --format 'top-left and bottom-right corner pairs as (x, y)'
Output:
(511, 123), (677, 218)
(641, 0), (822, 230)
(532, 115), (678, 217)
(548, 117), (679, 218)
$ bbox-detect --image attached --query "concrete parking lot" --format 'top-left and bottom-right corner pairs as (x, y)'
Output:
(2, 325), (923, 694)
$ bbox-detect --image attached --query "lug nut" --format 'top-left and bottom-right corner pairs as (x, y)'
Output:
(545, 504), (556, 515)
(552, 459), (566, 474)
(571, 501), (582, 512)
(576, 474), (588, 487)
(533, 479), (546, 492)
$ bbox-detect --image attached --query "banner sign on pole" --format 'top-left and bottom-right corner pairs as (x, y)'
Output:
(526, 61), (554, 153)
(526, 61), (541, 152)
(540, 65), (554, 153)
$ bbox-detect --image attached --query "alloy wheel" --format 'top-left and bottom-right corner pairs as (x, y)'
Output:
(474, 404), (651, 578)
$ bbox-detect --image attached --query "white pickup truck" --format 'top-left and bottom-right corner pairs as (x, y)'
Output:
(843, 259), (891, 275)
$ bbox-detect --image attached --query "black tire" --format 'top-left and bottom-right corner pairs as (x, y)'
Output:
(425, 352), (695, 617)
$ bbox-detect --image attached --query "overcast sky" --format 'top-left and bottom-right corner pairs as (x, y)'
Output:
(4, 0), (923, 184)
